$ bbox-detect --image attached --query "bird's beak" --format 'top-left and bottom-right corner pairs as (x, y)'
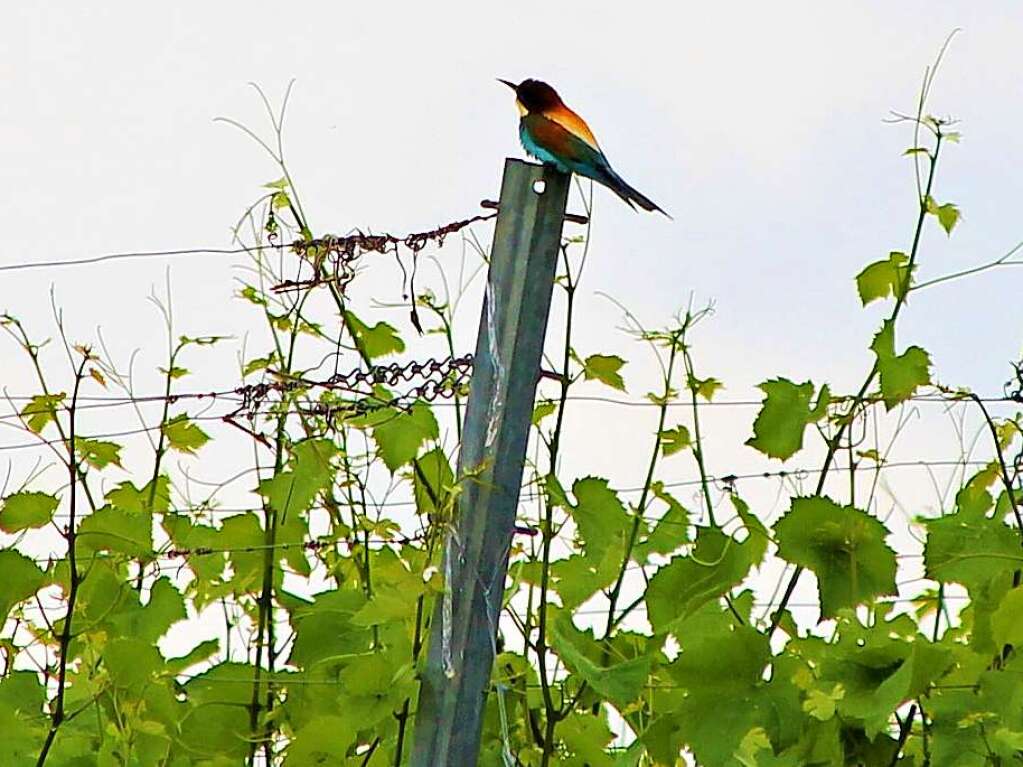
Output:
(497, 78), (518, 92)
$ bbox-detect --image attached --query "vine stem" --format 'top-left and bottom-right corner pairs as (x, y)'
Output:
(769, 127), (944, 636)
(911, 239), (1023, 292)
(36, 352), (90, 767)
(681, 342), (716, 527)
(888, 704), (917, 767)
(138, 335), (183, 591)
(918, 697), (932, 766)
(1, 316), (98, 512)
(603, 333), (680, 635)
(536, 243), (577, 767)
(247, 204), (318, 766)
(560, 324), (686, 726)
(969, 393), (1023, 534)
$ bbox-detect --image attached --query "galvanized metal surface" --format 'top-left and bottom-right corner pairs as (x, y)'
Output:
(410, 159), (570, 767)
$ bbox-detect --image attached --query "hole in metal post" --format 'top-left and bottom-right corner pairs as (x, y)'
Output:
(532, 180), (546, 194)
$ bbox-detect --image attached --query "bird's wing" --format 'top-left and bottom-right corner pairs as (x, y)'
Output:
(522, 113), (667, 215)
(521, 113), (610, 175)
(542, 104), (601, 152)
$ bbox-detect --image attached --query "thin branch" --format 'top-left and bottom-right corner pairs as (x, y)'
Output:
(36, 351), (90, 767)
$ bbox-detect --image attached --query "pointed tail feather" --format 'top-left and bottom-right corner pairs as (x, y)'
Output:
(601, 167), (671, 218)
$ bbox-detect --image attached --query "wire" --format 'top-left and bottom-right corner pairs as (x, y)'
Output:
(0, 245), (279, 273)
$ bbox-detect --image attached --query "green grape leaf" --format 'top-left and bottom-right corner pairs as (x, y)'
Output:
(0, 551), (46, 619)
(162, 414), (210, 454)
(730, 493), (770, 567)
(993, 729), (1023, 760)
(20, 393), (65, 434)
(77, 506), (153, 558)
(646, 526), (758, 634)
(75, 438), (123, 469)
(287, 590), (368, 668)
(107, 476), (170, 515)
(687, 375), (723, 401)
(239, 285), (268, 306)
(216, 513), (266, 590)
(774, 496), (897, 618)
(544, 473), (571, 508)
(262, 177), (288, 190)
(582, 354), (627, 391)
(115, 576), (187, 644)
(532, 399), (557, 426)
(103, 638), (162, 691)
(345, 310), (405, 360)
(160, 514), (223, 603)
(568, 477), (630, 559)
(159, 365), (189, 379)
(257, 438), (336, 517)
(413, 446), (453, 515)
(286, 715), (357, 764)
(659, 425), (692, 457)
(734, 727), (775, 767)
(271, 191), (291, 210)
(871, 320), (931, 408)
(350, 584), (423, 626)
(180, 663), (270, 759)
(242, 354), (276, 376)
(641, 715), (688, 767)
(991, 587), (1023, 654)
(955, 463), (1000, 516)
(0, 491), (59, 532)
(926, 196), (961, 236)
(634, 482), (690, 563)
(339, 648), (415, 706)
(559, 711), (616, 767)
(803, 685), (844, 721)
(551, 549), (621, 609)
(925, 504), (1021, 591)
(0, 672), (46, 762)
(73, 560), (126, 626)
(662, 601), (773, 766)
(365, 401), (439, 472)
(746, 378), (830, 460)
(166, 639), (221, 675)
(825, 622), (953, 739)
(855, 251), (912, 305)
(550, 613), (651, 707)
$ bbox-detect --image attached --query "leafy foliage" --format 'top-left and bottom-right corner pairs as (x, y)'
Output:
(581, 353), (627, 391)
(856, 251), (913, 305)
(162, 413), (211, 453)
(871, 320), (932, 409)
(2, 87), (1020, 767)
(926, 195), (962, 235)
(0, 491), (59, 532)
(775, 496), (897, 618)
(658, 425), (691, 456)
(747, 378), (830, 460)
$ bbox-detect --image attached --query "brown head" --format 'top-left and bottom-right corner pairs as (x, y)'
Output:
(498, 78), (563, 114)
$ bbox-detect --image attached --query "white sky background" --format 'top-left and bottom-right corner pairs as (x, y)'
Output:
(2, 0), (1022, 693)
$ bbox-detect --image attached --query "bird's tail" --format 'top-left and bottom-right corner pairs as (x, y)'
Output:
(601, 167), (671, 219)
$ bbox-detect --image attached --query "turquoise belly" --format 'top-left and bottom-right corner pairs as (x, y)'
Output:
(519, 124), (571, 174)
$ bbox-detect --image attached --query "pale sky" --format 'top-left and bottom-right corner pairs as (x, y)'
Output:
(3, 4), (1020, 387)
(2, 2), (1022, 656)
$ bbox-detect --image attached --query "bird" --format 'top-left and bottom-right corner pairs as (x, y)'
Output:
(498, 78), (669, 217)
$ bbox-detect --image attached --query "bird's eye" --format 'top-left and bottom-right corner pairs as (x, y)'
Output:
(532, 180), (546, 195)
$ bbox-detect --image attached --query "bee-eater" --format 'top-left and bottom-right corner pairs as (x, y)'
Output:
(499, 78), (668, 217)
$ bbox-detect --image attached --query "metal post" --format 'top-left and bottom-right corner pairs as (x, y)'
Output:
(410, 159), (570, 766)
